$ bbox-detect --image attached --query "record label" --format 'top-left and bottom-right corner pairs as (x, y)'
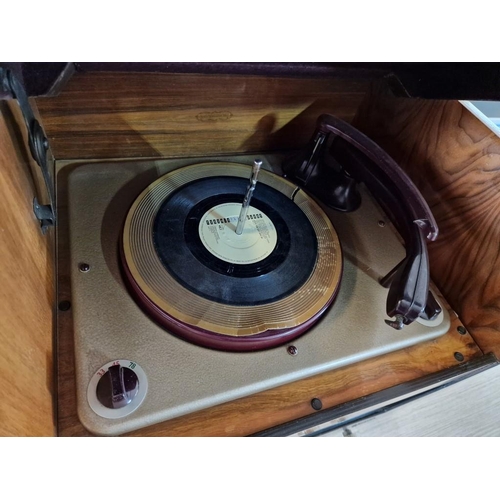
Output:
(198, 203), (277, 265)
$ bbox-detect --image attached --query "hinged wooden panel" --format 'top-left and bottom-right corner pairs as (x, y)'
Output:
(35, 72), (369, 160)
(0, 101), (55, 436)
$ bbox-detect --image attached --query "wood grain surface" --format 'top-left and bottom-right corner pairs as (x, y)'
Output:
(353, 92), (500, 358)
(322, 363), (500, 437)
(55, 160), (483, 436)
(35, 72), (369, 160)
(0, 101), (55, 436)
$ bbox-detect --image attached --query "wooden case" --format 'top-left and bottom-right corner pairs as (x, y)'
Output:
(1, 65), (499, 436)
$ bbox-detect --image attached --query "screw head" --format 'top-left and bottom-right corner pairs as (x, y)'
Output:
(58, 300), (71, 311)
(79, 263), (90, 273)
(454, 352), (465, 362)
(311, 398), (323, 411)
(378, 220), (386, 227)
(457, 326), (467, 335)
(287, 345), (298, 356)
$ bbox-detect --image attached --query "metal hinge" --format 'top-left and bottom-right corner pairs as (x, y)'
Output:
(0, 66), (56, 234)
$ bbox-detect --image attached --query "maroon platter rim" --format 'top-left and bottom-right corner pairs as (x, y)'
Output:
(119, 242), (343, 353)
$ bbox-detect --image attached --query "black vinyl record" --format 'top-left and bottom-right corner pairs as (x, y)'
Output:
(152, 176), (318, 306)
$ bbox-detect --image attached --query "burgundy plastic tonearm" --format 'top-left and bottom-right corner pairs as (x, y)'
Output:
(283, 114), (439, 328)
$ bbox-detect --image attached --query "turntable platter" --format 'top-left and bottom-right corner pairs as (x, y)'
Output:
(121, 162), (342, 351)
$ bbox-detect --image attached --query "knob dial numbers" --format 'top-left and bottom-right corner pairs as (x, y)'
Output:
(87, 360), (148, 419)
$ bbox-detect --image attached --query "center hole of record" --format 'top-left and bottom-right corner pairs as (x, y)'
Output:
(198, 203), (278, 265)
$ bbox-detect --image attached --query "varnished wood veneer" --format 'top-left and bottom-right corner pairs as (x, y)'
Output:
(0, 101), (55, 436)
(35, 72), (369, 160)
(353, 93), (500, 358)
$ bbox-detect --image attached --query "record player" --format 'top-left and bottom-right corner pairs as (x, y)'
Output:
(67, 115), (450, 436)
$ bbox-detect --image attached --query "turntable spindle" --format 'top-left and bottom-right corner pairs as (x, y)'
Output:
(235, 159), (262, 235)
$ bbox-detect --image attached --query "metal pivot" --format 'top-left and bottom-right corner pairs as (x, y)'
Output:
(235, 159), (262, 235)
(1, 67), (56, 234)
(385, 314), (405, 330)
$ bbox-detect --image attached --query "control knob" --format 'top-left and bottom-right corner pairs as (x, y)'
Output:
(96, 363), (139, 409)
(87, 359), (148, 419)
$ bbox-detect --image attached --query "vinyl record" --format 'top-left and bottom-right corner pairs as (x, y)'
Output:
(121, 162), (343, 351)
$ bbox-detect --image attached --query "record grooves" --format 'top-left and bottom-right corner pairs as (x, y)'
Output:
(121, 162), (343, 352)
(153, 176), (318, 306)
